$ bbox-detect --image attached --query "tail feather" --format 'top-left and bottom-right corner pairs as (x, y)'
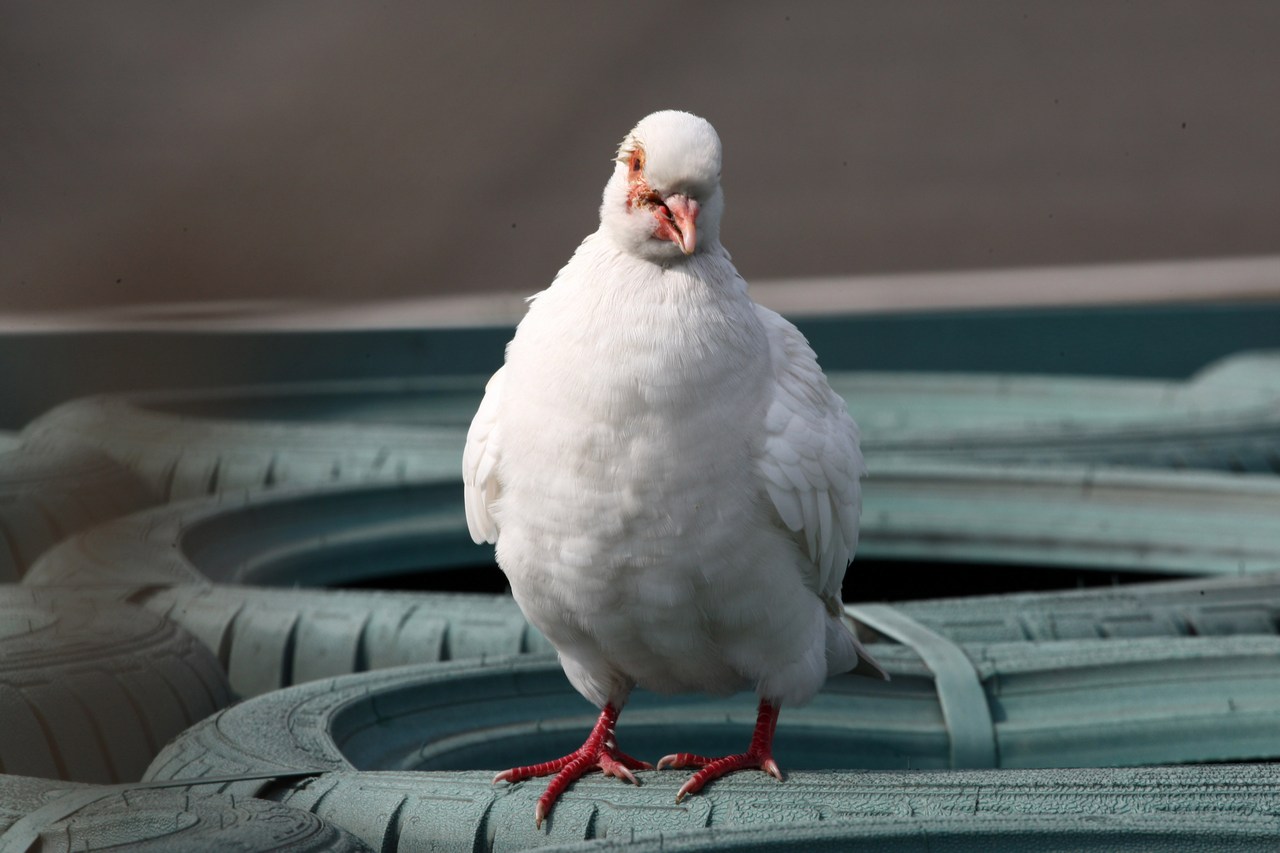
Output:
(827, 611), (890, 681)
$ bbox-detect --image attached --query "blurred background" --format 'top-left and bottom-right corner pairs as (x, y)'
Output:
(4, 1), (1280, 316)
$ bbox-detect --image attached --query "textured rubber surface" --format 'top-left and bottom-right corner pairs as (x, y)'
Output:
(0, 774), (372, 852)
(137, 766), (1280, 851)
(0, 439), (156, 582)
(536, 815), (1280, 852)
(145, 643), (1280, 788)
(0, 589), (232, 783)
(27, 463), (1280, 596)
(861, 461), (1280, 575)
(21, 378), (482, 499)
(839, 364), (1280, 472)
(865, 570), (1280, 643)
(23, 465), (1280, 701)
(23, 479), (550, 698)
(25, 479), (486, 589)
(139, 585), (549, 699)
(21, 354), (1280, 507)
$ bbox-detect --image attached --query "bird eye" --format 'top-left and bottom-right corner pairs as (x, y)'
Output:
(629, 150), (643, 174)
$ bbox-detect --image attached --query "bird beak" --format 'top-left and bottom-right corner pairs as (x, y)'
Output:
(655, 194), (699, 255)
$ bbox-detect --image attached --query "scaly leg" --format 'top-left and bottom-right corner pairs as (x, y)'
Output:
(656, 698), (783, 802)
(493, 702), (652, 826)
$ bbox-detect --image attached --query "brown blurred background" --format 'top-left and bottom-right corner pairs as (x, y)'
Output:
(4, 1), (1280, 314)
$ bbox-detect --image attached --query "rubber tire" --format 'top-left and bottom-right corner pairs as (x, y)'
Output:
(0, 439), (157, 582)
(21, 464), (1280, 701)
(24, 480), (549, 700)
(22, 366), (1280, 499)
(20, 378), (482, 500)
(26, 462), (1280, 589)
(24, 479), (487, 589)
(837, 364), (1280, 473)
(0, 588), (231, 784)
(138, 584), (550, 700)
(137, 653), (1280, 848)
(889, 570), (1280, 643)
(0, 774), (372, 852)
(145, 643), (1280, 781)
(138, 765), (1280, 851)
(535, 815), (1280, 852)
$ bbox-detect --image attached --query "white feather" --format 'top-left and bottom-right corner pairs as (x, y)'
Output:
(766, 482), (805, 532)
(461, 366), (505, 545)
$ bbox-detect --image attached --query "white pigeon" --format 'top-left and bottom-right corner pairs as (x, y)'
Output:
(463, 109), (885, 826)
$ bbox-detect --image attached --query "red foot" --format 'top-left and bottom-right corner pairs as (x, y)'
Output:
(492, 703), (652, 827)
(657, 699), (783, 802)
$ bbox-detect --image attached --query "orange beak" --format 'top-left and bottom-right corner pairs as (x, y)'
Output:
(653, 194), (699, 255)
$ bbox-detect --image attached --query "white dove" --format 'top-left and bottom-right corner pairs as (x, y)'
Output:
(463, 109), (886, 826)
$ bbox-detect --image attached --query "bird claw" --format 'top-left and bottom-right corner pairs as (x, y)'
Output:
(491, 703), (649, 826)
(492, 753), (577, 787)
(599, 755), (639, 785)
(665, 751), (785, 802)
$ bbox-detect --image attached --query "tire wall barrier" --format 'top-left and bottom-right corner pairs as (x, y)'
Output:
(7, 350), (1280, 849)
(20, 354), (1280, 503)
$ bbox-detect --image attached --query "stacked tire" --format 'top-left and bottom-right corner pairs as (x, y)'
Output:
(4, 353), (1280, 849)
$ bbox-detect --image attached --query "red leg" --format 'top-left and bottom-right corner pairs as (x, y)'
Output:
(656, 699), (783, 802)
(493, 703), (653, 827)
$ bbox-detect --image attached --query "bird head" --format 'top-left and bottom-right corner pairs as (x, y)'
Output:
(600, 110), (724, 262)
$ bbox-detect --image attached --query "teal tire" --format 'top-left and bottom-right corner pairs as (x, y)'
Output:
(137, 656), (1280, 847)
(880, 570), (1280, 643)
(263, 769), (1280, 852)
(23, 480), (547, 699)
(142, 697), (1280, 852)
(20, 352), (1280, 511)
(0, 589), (231, 784)
(147, 645), (1280, 781)
(846, 356), (1280, 471)
(535, 815), (1280, 852)
(23, 463), (1280, 701)
(28, 463), (1280, 592)
(0, 774), (372, 852)
(20, 378), (482, 500)
(0, 439), (156, 582)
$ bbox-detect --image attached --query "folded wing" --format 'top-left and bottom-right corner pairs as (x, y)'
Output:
(753, 306), (865, 611)
(462, 365), (505, 545)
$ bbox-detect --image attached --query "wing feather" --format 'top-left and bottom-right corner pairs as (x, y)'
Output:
(753, 305), (866, 603)
(462, 366), (506, 545)
(816, 488), (833, 558)
(766, 481), (805, 532)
